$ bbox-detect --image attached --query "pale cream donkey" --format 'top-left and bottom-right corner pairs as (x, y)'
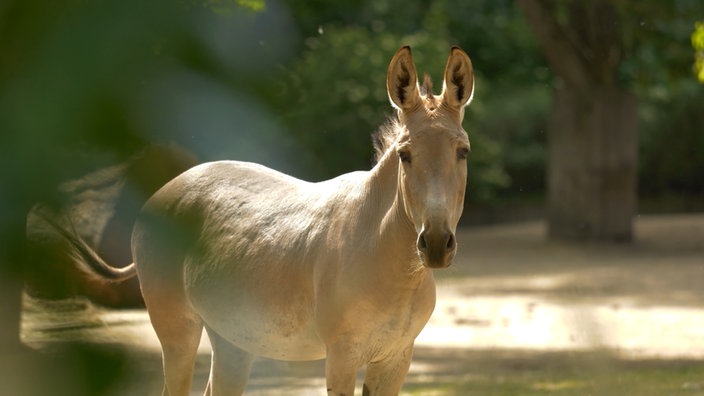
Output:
(59, 46), (475, 395)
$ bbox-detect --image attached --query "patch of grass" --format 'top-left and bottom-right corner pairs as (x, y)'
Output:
(404, 350), (704, 396)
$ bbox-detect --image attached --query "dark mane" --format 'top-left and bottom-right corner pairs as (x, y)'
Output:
(372, 116), (401, 164)
(420, 73), (433, 97)
(421, 74), (438, 108)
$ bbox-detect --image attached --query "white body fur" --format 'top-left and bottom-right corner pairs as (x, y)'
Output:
(131, 46), (475, 395)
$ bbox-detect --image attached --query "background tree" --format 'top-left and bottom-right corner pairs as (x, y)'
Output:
(274, 0), (702, 226)
(517, 0), (637, 241)
(517, 0), (704, 241)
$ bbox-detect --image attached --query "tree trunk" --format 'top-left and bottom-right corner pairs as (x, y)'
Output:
(547, 87), (638, 241)
(517, 0), (637, 241)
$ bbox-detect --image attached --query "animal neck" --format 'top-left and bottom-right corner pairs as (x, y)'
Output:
(362, 145), (426, 279)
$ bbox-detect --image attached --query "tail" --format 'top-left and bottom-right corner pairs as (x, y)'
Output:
(38, 211), (137, 281)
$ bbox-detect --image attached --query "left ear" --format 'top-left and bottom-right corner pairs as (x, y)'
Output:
(442, 46), (474, 109)
(387, 46), (422, 112)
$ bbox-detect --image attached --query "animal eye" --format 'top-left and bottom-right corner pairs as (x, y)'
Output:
(398, 150), (412, 164)
(457, 147), (470, 160)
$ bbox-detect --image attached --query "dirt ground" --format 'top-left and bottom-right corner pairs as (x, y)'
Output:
(9, 213), (704, 395)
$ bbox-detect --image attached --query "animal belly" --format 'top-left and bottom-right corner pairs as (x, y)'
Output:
(208, 310), (325, 361)
(187, 281), (325, 361)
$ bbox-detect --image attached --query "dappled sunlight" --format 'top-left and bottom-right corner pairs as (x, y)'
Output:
(419, 291), (704, 359)
(3, 0), (703, 394)
(18, 214), (704, 394)
(417, 214), (704, 358)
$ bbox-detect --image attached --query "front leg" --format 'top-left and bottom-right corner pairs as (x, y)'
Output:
(325, 345), (360, 396)
(362, 344), (414, 395)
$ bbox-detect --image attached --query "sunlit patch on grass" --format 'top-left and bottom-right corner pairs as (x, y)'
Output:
(530, 380), (585, 391)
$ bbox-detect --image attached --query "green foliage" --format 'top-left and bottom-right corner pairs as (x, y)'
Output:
(619, 1), (704, 89)
(639, 80), (704, 195)
(441, 0), (552, 200)
(3, 0), (701, 210)
(444, 0), (549, 84)
(471, 84), (550, 197)
(190, 0), (265, 13)
(0, 0), (301, 209)
(271, 1), (512, 202)
(274, 24), (450, 174)
(273, 25), (399, 178)
(629, 6), (704, 199)
(693, 21), (704, 82)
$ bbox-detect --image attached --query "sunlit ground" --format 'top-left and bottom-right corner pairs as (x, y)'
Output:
(17, 214), (704, 395)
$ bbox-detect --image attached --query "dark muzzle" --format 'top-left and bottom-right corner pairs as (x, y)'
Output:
(417, 227), (456, 268)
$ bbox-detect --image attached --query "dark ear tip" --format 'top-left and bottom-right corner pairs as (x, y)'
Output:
(449, 46), (473, 70)
(450, 46), (468, 57)
(391, 46), (412, 62)
(397, 45), (412, 56)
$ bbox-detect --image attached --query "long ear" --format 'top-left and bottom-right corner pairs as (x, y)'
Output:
(442, 46), (474, 109)
(386, 46), (421, 112)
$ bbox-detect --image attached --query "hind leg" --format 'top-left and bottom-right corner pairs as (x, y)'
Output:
(141, 282), (203, 396)
(159, 321), (202, 396)
(203, 327), (253, 396)
(153, 311), (203, 396)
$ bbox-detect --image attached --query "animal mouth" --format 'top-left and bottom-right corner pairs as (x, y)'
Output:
(418, 251), (455, 269)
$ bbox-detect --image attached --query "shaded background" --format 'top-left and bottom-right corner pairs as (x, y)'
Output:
(2, 0), (702, 240)
(1, 0), (703, 394)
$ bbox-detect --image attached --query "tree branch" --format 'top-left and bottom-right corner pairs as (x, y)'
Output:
(516, 0), (592, 90)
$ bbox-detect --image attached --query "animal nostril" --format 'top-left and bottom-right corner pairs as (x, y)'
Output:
(418, 231), (428, 251)
(446, 233), (456, 251)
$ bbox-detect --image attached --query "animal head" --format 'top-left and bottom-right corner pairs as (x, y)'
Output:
(385, 46), (474, 269)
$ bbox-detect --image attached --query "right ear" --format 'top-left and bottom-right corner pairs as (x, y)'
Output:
(441, 46), (474, 109)
(386, 46), (421, 112)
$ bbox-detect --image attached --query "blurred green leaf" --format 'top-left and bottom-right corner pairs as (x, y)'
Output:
(693, 21), (704, 82)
